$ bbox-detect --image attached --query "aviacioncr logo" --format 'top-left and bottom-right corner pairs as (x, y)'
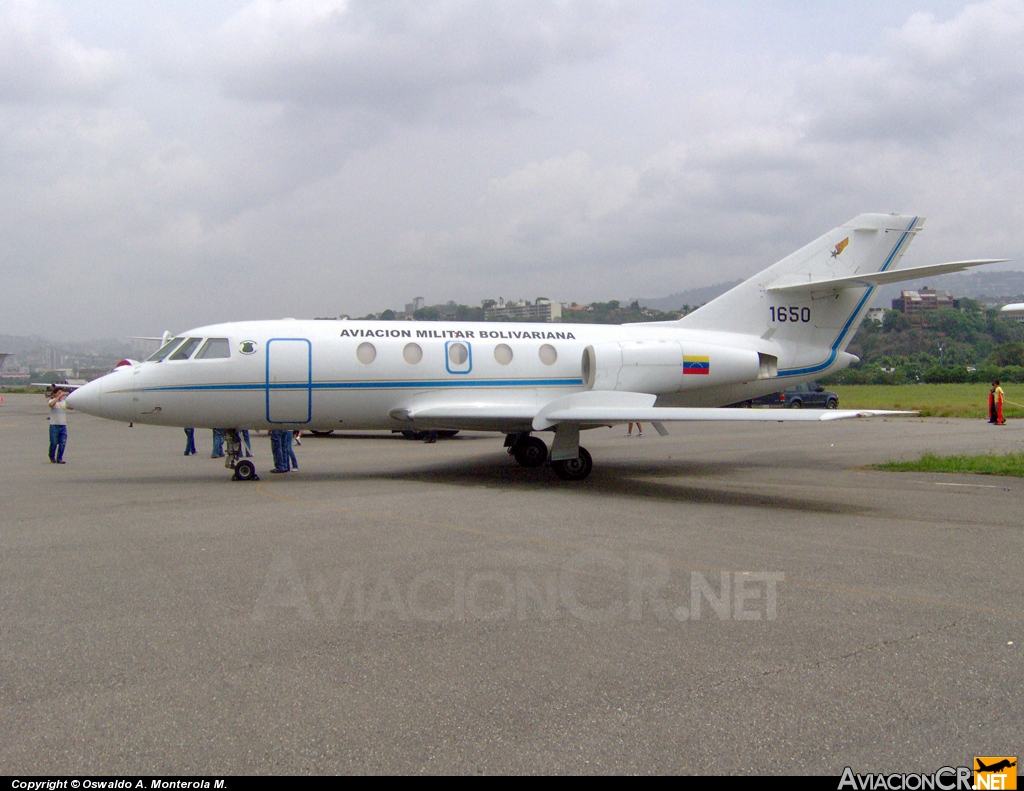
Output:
(239, 340), (257, 355)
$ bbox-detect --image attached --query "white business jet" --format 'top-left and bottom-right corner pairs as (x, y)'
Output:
(67, 214), (1003, 481)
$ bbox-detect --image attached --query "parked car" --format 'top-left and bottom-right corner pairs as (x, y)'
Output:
(731, 381), (839, 409)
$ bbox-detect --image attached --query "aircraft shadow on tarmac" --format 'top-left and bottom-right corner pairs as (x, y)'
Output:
(280, 455), (868, 515)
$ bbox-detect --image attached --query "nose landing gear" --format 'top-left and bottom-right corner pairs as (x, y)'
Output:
(225, 429), (259, 481)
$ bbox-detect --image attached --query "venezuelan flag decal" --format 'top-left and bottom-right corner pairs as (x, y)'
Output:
(683, 356), (710, 375)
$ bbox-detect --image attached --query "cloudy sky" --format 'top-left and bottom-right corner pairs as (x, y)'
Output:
(2, 0), (1022, 339)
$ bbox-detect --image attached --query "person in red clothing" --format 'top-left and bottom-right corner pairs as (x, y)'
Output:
(993, 381), (1006, 425)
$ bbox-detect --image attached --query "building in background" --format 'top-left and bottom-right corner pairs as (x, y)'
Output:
(891, 287), (955, 315)
(484, 299), (562, 322)
(1000, 303), (1024, 323)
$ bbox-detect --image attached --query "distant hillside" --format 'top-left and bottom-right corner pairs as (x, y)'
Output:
(639, 280), (742, 312)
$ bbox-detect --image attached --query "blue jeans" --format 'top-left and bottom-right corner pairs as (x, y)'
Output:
(270, 430), (288, 471)
(212, 428), (225, 457)
(49, 424), (67, 462)
(283, 430), (298, 470)
(184, 428), (197, 455)
(240, 430), (252, 457)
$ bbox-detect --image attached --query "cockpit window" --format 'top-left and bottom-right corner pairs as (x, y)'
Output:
(195, 338), (231, 359)
(147, 337), (185, 362)
(169, 337), (203, 361)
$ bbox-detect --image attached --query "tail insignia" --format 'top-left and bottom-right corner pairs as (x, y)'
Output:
(831, 237), (850, 258)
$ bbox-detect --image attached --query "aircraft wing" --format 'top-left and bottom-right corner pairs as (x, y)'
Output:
(391, 391), (912, 433)
(390, 403), (540, 433)
(767, 259), (1007, 294)
(534, 406), (912, 430)
(31, 382), (84, 390)
(531, 389), (912, 430)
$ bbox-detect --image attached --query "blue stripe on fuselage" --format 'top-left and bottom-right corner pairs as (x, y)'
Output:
(136, 377), (586, 393)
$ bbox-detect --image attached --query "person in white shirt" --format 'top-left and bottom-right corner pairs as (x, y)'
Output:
(47, 387), (72, 464)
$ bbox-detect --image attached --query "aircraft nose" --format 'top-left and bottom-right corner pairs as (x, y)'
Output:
(66, 377), (107, 416)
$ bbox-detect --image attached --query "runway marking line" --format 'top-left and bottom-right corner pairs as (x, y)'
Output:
(933, 482), (1000, 488)
(254, 480), (1024, 621)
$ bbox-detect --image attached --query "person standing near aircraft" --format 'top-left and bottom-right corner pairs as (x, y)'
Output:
(269, 430), (289, 473)
(183, 427), (197, 455)
(993, 381), (1006, 425)
(47, 387), (71, 464)
(283, 428), (299, 470)
(240, 429), (252, 457)
(627, 422), (643, 438)
(212, 428), (226, 458)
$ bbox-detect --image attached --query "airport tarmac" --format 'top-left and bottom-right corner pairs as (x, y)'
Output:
(1, 392), (1021, 774)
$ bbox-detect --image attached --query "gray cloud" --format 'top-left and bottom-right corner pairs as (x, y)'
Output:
(800, 0), (1024, 143)
(0, 0), (126, 104)
(1, 1), (1022, 339)
(198, 0), (637, 115)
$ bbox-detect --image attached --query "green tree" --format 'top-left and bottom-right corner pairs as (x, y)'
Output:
(882, 310), (911, 333)
(990, 342), (1024, 367)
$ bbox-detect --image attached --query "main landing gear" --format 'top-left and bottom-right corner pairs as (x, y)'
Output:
(505, 432), (594, 481)
(225, 429), (259, 482)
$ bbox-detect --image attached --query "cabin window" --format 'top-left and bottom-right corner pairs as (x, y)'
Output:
(539, 344), (557, 365)
(494, 344), (513, 365)
(147, 337), (185, 362)
(169, 337), (202, 361)
(448, 343), (468, 366)
(357, 342), (376, 364)
(195, 338), (231, 359)
(403, 343), (423, 364)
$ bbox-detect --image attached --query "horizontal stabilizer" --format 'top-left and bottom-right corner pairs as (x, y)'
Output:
(540, 407), (914, 424)
(767, 260), (1007, 294)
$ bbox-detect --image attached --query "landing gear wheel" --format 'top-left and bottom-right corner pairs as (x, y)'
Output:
(402, 430), (427, 440)
(233, 459), (259, 482)
(551, 447), (593, 481)
(512, 436), (548, 468)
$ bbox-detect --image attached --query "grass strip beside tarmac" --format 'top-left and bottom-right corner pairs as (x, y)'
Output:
(877, 452), (1024, 477)
(832, 383), (1024, 419)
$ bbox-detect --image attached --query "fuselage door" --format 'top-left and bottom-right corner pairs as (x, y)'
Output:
(266, 338), (312, 424)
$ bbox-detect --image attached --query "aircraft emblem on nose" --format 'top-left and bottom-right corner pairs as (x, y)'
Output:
(239, 341), (257, 355)
(831, 237), (849, 258)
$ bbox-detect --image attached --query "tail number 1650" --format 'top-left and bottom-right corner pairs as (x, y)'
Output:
(770, 306), (811, 323)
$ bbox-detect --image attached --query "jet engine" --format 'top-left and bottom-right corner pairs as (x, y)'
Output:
(582, 341), (773, 394)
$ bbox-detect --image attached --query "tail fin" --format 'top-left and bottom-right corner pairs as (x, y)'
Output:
(677, 213), (924, 378)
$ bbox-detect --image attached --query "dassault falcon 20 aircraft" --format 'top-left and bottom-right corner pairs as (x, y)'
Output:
(68, 214), (1003, 481)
